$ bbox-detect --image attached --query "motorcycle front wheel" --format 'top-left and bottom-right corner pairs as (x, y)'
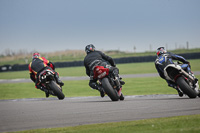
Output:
(101, 77), (119, 101)
(48, 81), (65, 100)
(176, 77), (197, 98)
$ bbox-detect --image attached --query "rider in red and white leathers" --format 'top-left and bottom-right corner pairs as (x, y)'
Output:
(28, 52), (64, 97)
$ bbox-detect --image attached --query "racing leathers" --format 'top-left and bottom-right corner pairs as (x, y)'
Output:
(84, 50), (122, 94)
(28, 57), (63, 96)
(155, 52), (191, 88)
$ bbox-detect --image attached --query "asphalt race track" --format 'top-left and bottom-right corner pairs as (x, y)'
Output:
(0, 95), (200, 132)
(0, 72), (200, 132)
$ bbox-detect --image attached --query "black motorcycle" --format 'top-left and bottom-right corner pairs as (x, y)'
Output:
(38, 68), (65, 100)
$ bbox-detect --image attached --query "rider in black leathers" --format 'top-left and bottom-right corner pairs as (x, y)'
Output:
(84, 44), (125, 97)
(154, 47), (197, 96)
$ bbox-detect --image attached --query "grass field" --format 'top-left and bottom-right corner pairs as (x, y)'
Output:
(12, 114), (200, 133)
(1, 75), (199, 100)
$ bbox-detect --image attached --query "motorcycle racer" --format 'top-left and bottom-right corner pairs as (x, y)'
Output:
(155, 47), (198, 96)
(28, 52), (64, 97)
(84, 44), (125, 97)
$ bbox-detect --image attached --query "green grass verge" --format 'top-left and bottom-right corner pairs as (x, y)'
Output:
(0, 59), (200, 79)
(1, 75), (199, 100)
(11, 114), (200, 133)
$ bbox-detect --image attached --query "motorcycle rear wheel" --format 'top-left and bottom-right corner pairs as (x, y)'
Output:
(102, 78), (119, 101)
(48, 81), (65, 100)
(176, 77), (197, 98)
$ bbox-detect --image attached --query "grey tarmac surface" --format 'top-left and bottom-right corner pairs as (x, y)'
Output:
(0, 95), (200, 132)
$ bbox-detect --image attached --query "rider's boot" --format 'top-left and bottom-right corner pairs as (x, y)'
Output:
(188, 71), (198, 84)
(119, 77), (125, 85)
(188, 71), (199, 90)
(45, 91), (49, 98)
(37, 85), (49, 98)
(168, 82), (183, 97)
(194, 80), (200, 97)
(55, 72), (64, 86)
(90, 82), (105, 97)
(194, 78), (198, 86)
(176, 88), (184, 97)
(174, 86), (184, 97)
(198, 90), (200, 97)
(112, 70), (125, 85)
(97, 86), (105, 98)
(41, 87), (49, 98)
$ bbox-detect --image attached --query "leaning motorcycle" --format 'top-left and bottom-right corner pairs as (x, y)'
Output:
(164, 62), (199, 98)
(93, 65), (124, 101)
(38, 68), (65, 100)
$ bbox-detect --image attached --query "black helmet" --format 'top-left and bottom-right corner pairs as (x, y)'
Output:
(85, 44), (95, 54)
(156, 47), (167, 56)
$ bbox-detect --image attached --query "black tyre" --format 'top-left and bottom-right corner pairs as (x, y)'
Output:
(49, 81), (65, 100)
(102, 78), (119, 101)
(176, 77), (197, 98)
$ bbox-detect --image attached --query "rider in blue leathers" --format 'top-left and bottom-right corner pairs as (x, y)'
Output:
(155, 47), (195, 96)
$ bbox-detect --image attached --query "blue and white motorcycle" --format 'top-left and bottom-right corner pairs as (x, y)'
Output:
(164, 62), (199, 98)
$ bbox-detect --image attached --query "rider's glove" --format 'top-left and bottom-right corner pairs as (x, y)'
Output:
(185, 60), (191, 68)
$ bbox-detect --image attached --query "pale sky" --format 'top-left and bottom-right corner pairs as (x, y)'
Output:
(0, 0), (200, 54)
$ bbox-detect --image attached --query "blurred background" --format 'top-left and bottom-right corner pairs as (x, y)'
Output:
(0, 0), (200, 67)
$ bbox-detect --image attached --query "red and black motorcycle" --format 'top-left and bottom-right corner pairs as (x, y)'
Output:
(38, 68), (65, 100)
(93, 66), (124, 101)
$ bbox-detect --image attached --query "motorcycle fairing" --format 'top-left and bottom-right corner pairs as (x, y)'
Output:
(93, 66), (109, 79)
